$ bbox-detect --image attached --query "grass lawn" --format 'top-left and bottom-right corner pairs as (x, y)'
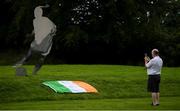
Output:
(0, 65), (180, 110)
(1, 97), (180, 110)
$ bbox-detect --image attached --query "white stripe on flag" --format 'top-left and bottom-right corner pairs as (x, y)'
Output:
(58, 81), (87, 93)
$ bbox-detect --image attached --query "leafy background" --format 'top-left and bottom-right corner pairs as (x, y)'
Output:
(0, 0), (179, 66)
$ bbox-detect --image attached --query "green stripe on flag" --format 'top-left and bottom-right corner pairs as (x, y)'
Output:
(42, 81), (71, 93)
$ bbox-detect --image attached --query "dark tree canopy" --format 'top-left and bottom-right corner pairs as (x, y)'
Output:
(0, 0), (179, 66)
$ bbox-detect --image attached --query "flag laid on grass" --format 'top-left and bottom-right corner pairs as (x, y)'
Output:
(42, 81), (98, 93)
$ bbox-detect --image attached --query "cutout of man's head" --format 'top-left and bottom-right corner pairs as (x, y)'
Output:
(34, 6), (43, 18)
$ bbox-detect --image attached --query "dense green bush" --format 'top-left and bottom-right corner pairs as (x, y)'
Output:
(0, 0), (179, 66)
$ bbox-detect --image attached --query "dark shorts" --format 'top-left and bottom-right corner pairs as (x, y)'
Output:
(147, 75), (160, 93)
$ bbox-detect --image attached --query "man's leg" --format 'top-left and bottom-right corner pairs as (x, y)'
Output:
(151, 92), (157, 105)
(32, 55), (46, 75)
(156, 92), (160, 105)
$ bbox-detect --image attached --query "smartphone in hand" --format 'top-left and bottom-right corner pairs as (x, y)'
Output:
(144, 53), (150, 62)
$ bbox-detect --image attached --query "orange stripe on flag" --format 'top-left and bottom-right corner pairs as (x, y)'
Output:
(73, 81), (98, 93)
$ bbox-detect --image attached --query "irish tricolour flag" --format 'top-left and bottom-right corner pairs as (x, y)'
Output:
(42, 81), (98, 93)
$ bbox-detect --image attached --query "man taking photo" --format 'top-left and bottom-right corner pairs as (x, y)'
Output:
(144, 49), (163, 106)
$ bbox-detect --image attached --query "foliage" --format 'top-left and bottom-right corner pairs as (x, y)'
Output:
(0, 0), (179, 66)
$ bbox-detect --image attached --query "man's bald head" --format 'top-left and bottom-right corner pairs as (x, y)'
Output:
(152, 49), (159, 57)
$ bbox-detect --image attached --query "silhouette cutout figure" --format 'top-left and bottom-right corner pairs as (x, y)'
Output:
(13, 6), (56, 75)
